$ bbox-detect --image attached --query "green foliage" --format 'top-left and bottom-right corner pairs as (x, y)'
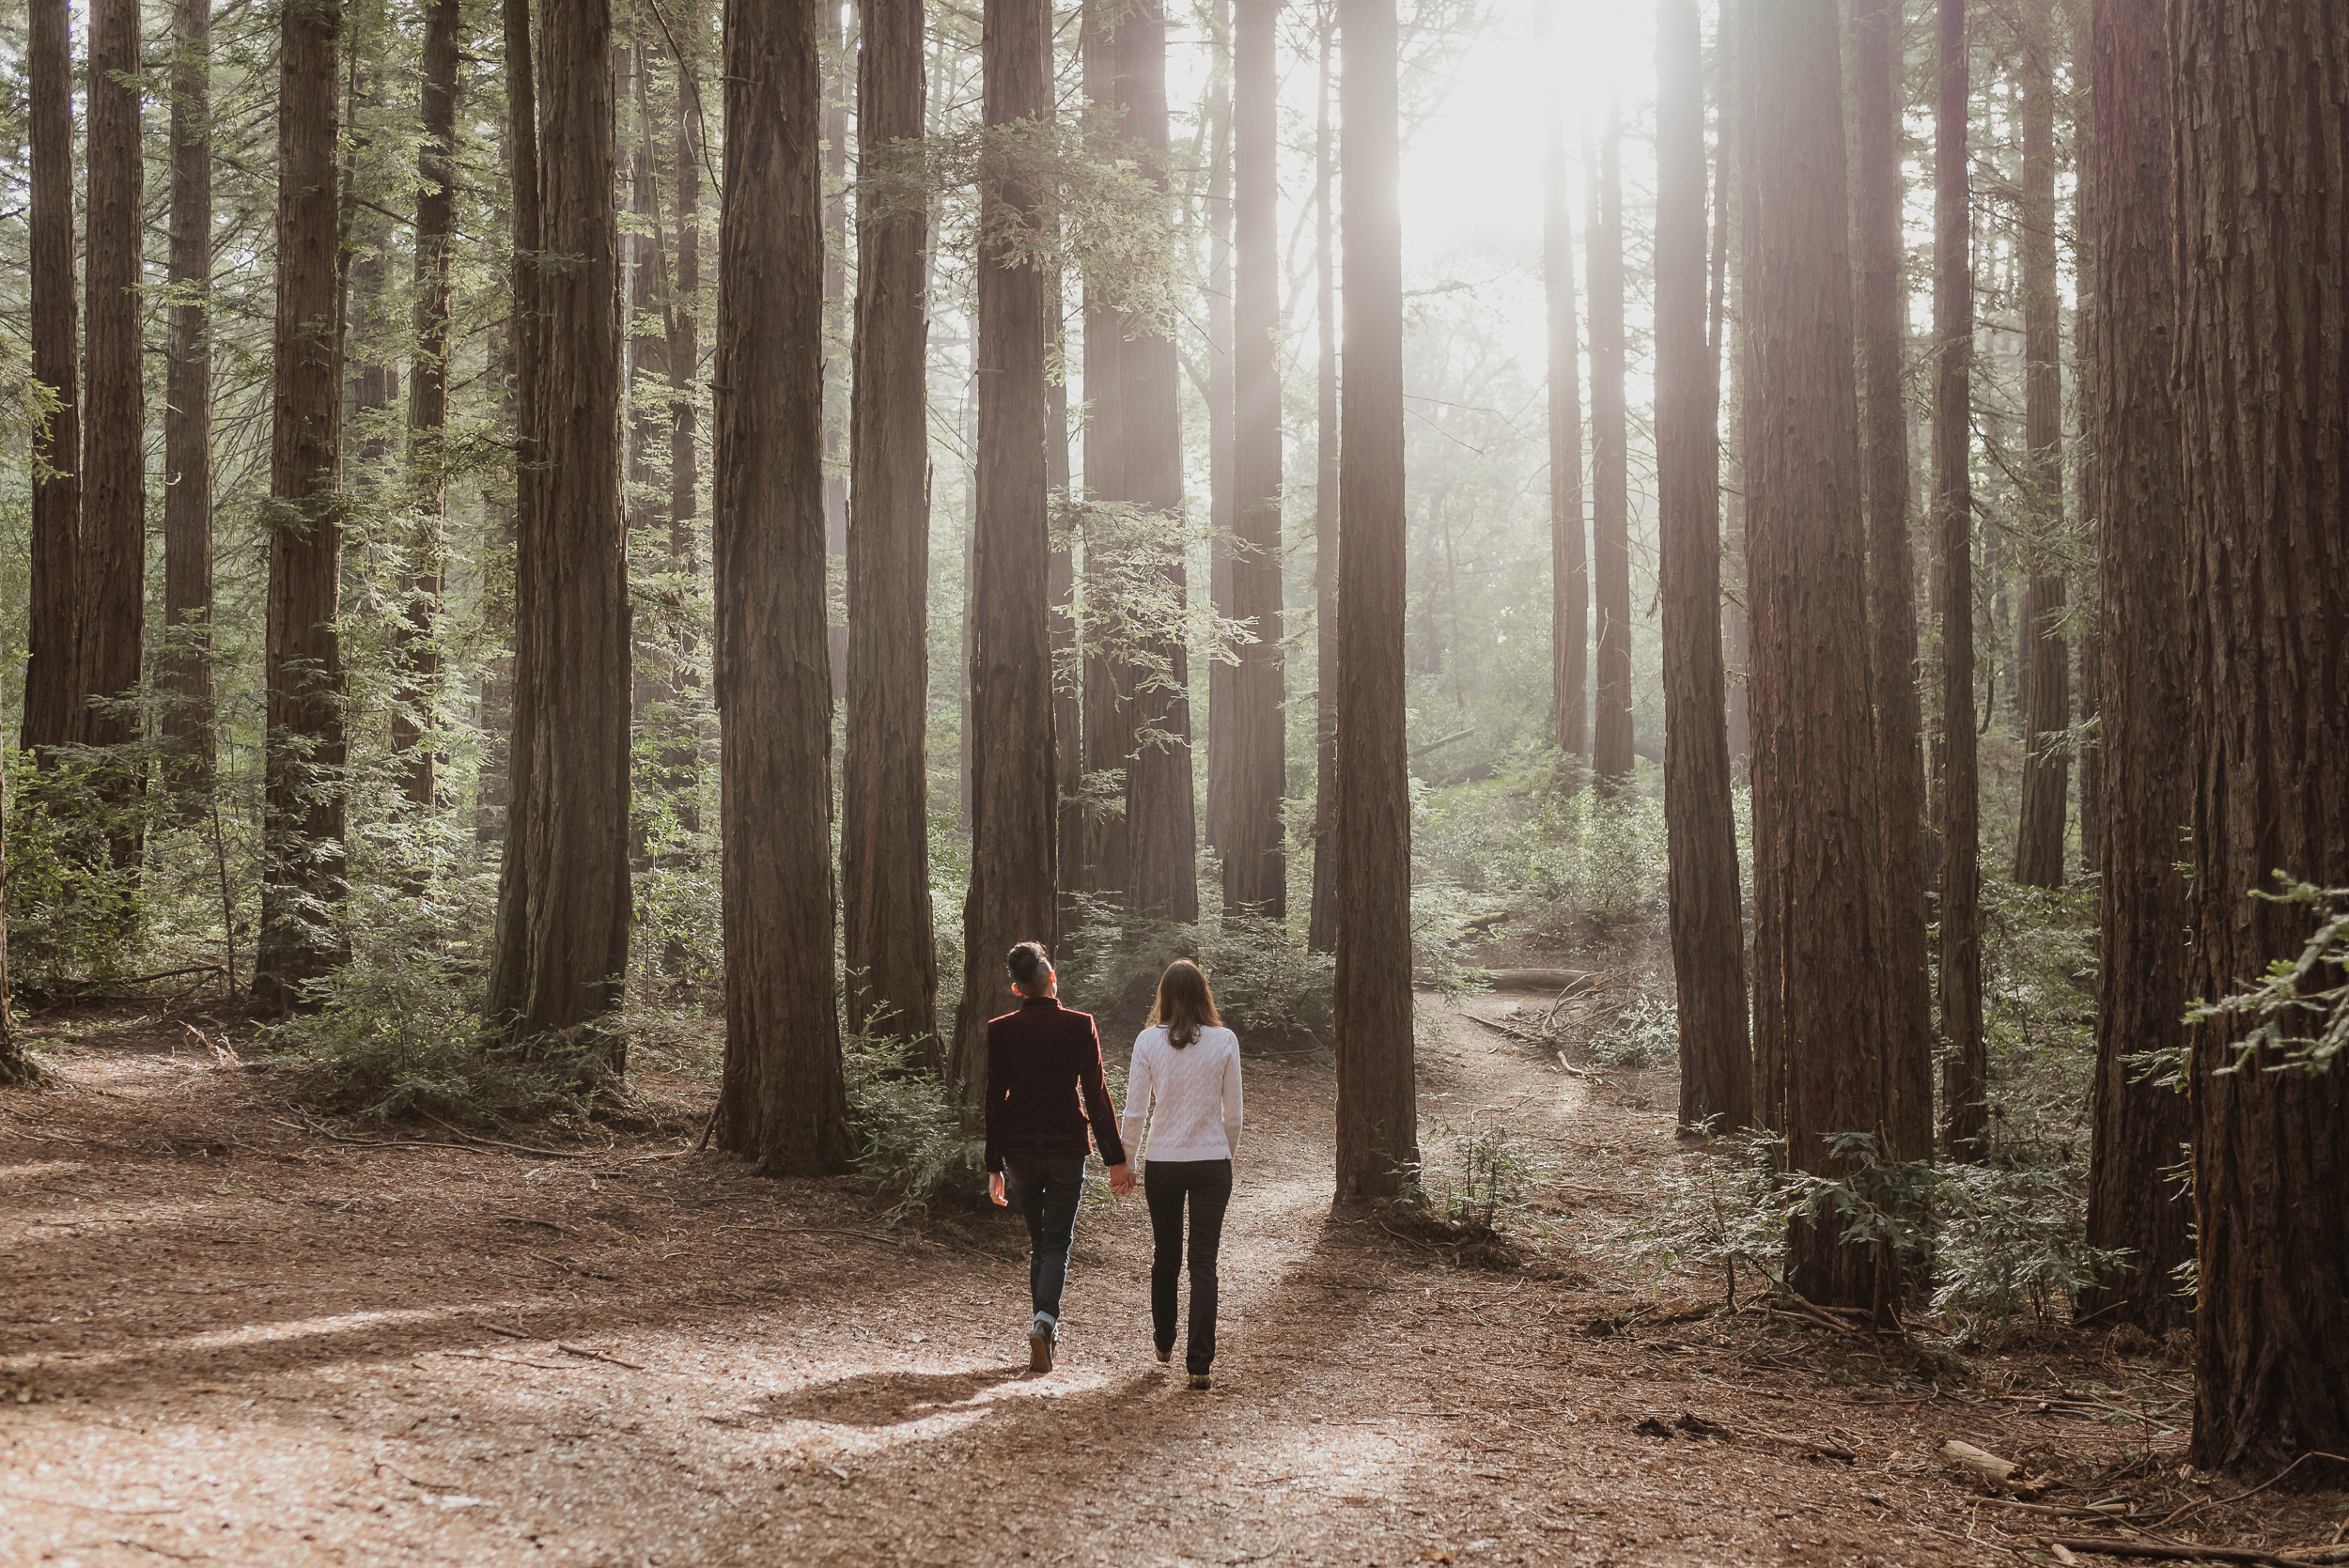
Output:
(4, 752), (149, 995)
(1411, 1103), (1550, 1234)
(1976, 874), (2100, 1166)
(1064, 893), (1334, 1047)
(2189, 876), (2349, 1077)
(839, 1023), (986, 1220)
(1624, 1130), (2127, 1339)
(1588, 981), (1680, 1069)
(1412, 760), (1674, 937)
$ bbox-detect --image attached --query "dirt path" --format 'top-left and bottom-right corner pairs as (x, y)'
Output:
(1, 1000), (2191, 1567)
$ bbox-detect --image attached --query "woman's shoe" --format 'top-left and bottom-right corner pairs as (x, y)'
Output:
(1187, 1372), (1211, 1391)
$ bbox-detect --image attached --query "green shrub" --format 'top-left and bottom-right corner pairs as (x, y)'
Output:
(1411, 1105), (1551, 1234)
(1589, 982), (1680, 1068)
(1063, 893), (1334, 1047)
(839, 1024), (986, 1219)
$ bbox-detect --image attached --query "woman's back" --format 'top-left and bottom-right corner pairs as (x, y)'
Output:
(1120, 1024), (1243, 1163)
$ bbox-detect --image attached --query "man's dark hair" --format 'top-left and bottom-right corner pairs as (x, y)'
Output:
(1006, 941), (1051, 992)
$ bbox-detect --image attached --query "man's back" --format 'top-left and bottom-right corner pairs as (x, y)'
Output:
(983, 996), (1127, 1173)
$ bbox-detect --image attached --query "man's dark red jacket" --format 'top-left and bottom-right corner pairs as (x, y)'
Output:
(983, 997), (1128, 1175)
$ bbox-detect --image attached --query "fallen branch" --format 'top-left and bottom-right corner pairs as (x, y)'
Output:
(1983, 1499), (2138, 1520)
(1943, 1438), (2051, 1497)
(1750, 1428), (1858, 1463)
(556, 1343), (646, 1371)
(2051, 1537), (2324, 1568)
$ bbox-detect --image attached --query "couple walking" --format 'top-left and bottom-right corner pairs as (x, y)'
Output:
(982, 941), (1244, 1389)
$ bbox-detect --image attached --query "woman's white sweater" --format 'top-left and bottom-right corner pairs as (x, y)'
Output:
(1117, 1025), (1244, 1163)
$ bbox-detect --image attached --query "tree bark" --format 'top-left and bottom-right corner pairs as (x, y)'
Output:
(824, 7), (852, 703)
(82, 0), (147, 856)
(23, 0), (81, 761)
(1333, 0), (1416, 1203)
(948, 0), (1059, 1103)
(1205, 0), (1236, 862)
(1658, 0), (1752, 1135)
(1078, 3), (1134, 910)
(1749, 0), (1890, 1312)
(711, 0), (849, 1174)
(845, 0), (940, 1064)
(1225, 0), (1285, 919)
(1307, 6), (1339, 955)
(1934, 0), (1984, 1161)
(257, 0), (350, 1009)
(162, 0), (217, 801)
(2171, 0), (2349, 1477)
(1854, 0), (1934, 1163)
(485, 0), (633, 1048)
(2012, 0), (2068, 891)
(2079, 0), (2191, 1336)
(1723, 0), (1757, 784)
(1545, 71), (1587, 769)
(1589, 109), (1635, 786)
(398, 0), (460, 817)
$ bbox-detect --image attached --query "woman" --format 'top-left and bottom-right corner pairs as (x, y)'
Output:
(1117, 959), (1244, 1389)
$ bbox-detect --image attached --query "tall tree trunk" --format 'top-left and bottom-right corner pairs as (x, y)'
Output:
(661, 12), (706, 953)
(1588, 109), (1635, 786)
(482, 0), (539, 860)
(485, 0), (633, 1048)
(2080, 0), (2191, 1335)
(1108, 0), (1197, 925)
(1204, 0), (1236, 861)
(398, 0), (460, 816)
(1332, 0), (1415, 1203)
(1854, 0), (1934, 1163)
(257, 0), (350, 1008)
(948, 0), (1059, 1103)
(82, 0), (147, 860)
(1723, 0), (1757, 784)
(1048, 285), (1082, 932)
(624, 43), (668, 837)
(1750, 0), (1890, 1313)
(1224, 0), (1284, 919)
(1658, 0), (1751, 1135)
(1934, 0), (1984, 1160)
(1306, 5), (1339, 955)
(2013, 0), (2069, 890)
(162, 0), (217, 801)
(1078, 2), (1134, 910)
(845, 0), (940, 1064)
(2172, 0), (2349, 1475)
(23, 0), (81, 761)
(824, 7), (852, 702)
(1545, 71), (1587, 769)
(711, 0), (849, 1174)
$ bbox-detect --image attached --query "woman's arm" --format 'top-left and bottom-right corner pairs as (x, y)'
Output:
(1221, 1032), (1244, 1157)
(1117, 1032), (1155, 1157)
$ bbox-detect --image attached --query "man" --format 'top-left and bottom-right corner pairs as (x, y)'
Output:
(985, 940), (1135, 1372)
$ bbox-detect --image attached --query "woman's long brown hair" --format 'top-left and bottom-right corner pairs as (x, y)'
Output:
(1148, 960), (1221, 1049)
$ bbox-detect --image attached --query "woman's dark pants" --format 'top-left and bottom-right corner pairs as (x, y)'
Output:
(1144, 1157), (1233, 1375)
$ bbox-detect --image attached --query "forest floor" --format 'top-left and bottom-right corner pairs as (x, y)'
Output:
(4, 969), (2344, 1568)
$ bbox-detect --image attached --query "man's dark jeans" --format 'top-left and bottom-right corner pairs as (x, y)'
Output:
(1144, 1157), (1233, 1375)
(1003, 1153), (1086, 1326)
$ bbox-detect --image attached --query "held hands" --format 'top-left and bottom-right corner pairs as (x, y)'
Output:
(1108, 1162), (1135, 1199)
(988, 1171), (1007, 1207)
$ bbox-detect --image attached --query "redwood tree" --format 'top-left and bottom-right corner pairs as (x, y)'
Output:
(399, 0), (461, 815)
(1749, 0), (1890, 1312)
(1588, 109), (1634, 786)
(485, 0), (633, 1047)
(257, 0), (350, 1007)
(1225, 0), (1285, 918)
(1934, 0), (1985, 1160)
(2012, 0), (2069, 891)
(1854, 0), (1934, 1161)
(845, 0), (941, 1063)
(82, 0), (146, 839)
(1307, 8), (1339, 955)
(948, 0), (1060, 1102)
(1545, 79), (1587, 768)
(2077, 0), (2190, 1336)
(162, 0), (217, 800)
(711, 0), (849, 1173)
(2172, 0), (2349, 1476)
(1333, 0), (1416, 1203)
(1205, 0), (1236, 862)
(1657, 0), (1750, 1134)
(22, 0), (79, 760)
